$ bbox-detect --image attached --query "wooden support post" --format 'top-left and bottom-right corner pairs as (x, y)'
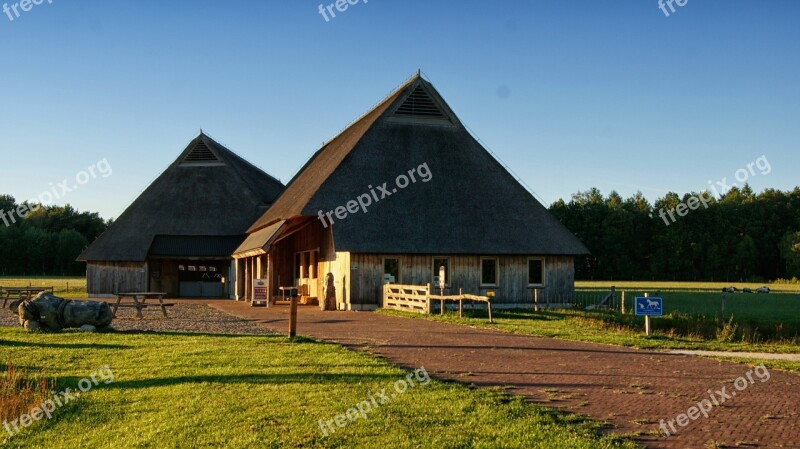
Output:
(487, 300), (493, 323)
(459, 288), (463, 318)
(621, 290), (626, 314)
(289, 296), (298, 339)
(644, 292), (651, 336)
(534, 289), (539, 312)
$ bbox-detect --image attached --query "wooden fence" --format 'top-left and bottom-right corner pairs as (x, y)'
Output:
(383, 283), (493, 322)
(383, 283), (432, 314)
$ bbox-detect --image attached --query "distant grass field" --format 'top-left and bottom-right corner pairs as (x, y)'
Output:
(576, 280), (800, 293)
(578, 290), (800, 327)
(0, 277), (86, 299)
(0, 328), (638, 449)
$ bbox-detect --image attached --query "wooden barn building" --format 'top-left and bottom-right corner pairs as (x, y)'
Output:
(78, 133), (284, 298)
(232, 74), (588, 309)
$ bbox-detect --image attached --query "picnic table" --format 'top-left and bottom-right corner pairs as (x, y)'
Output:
(2, 286), (54, 308)
(112, 292), (174, 319)
(278, 286), (298, 303)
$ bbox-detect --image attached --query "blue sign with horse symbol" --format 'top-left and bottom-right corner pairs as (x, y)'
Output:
(635, 297), (663, 316)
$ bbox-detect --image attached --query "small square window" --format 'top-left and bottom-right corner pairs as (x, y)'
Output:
(480, 258), (498, 287)
(199, 266), (207, 272)
(528, 259), (544, 286)
(178, 265), (185, 271)
(188, 266), (197, 272)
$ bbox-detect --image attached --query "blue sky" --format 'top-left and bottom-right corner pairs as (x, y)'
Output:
(1, 0), (798, 219)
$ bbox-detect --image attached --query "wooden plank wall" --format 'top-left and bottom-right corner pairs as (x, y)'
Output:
(86, 262), (147, 296)
(348, 254), (575, 306)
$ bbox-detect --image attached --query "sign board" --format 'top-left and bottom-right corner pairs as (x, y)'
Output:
(635, 296), (663, 316)
(253, 279), (268, 306)
(438, 265), (446, 291)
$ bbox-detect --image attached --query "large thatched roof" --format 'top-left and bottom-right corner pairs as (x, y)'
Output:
(249, 75), (588, 255)
(78, 133), (284, 262)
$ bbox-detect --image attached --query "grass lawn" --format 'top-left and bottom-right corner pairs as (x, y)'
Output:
(377, 308), (800, 373)
(0, 328), (638, 449)
(0, 277), (86, 299)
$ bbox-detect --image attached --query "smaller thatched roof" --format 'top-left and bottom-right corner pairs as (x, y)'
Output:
(78, 133), (284, 262)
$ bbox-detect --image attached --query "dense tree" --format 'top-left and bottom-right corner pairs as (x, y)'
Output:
(0, 196), (108, 276)
(550, 186), (800, 282)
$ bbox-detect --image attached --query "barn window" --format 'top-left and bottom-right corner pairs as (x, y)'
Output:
(432, 258), (450, 287)
(480, 258), (498, 287)
(528, 258), (544, 286)
(383, 258), (400, 284)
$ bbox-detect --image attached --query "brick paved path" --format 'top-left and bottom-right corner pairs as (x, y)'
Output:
(209, 302), (800, 448)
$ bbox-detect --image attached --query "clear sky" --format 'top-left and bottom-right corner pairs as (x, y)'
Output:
(1, 0), (798, 220)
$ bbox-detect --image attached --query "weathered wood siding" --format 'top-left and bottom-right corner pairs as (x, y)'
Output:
(147, 259), (179, 297)
(348, 254), (575, 307)
(86, 262), (147, 297)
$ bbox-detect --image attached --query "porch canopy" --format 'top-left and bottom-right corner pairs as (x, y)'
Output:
(232, 220), (286, 259)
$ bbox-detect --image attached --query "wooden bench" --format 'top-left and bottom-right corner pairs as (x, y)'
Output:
(113, 292), (175, 319)
(2, 286), (55, 308)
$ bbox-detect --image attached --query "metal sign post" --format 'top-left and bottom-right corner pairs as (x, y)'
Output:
(635, 293), (663, 336)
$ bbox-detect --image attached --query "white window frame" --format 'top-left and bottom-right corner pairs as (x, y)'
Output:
(527, 258), (545, 287)
(480, 257), (499, 287)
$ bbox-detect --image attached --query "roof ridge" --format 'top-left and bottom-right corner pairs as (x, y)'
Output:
(320, 72), (421, 148)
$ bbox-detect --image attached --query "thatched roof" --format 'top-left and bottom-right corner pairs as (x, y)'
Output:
(249, 75), (588, 255)
(78, 133), (284, 262)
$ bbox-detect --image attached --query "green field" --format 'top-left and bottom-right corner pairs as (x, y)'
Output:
(576, 280), (800, 293)
(0, 328), (638, 449)
(578, 290), (800, 331)
(0, 277), (86, 299)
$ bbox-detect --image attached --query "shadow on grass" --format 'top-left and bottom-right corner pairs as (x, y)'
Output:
(0, 340), (131, 350)
(101, 372), (404, 391)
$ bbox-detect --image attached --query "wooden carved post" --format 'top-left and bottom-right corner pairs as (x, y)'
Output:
(534, 288), (539, 312)
(459, 288), (463, 318)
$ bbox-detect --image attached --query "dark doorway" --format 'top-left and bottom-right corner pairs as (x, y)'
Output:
(178, 261), (226, 298)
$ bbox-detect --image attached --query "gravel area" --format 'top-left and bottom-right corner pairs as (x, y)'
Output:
(1, 302), (274, 335)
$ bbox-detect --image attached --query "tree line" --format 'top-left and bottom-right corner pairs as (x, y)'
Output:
(0, 195), (109, 276)
(550, 185), (800, 282)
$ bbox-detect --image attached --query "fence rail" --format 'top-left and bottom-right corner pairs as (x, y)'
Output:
(383, 283), (493, 322)
(383, 283), (432, 314)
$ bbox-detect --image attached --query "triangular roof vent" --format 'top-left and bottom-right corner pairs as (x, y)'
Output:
(394, 85), (446, 119)
(182, 139), (222, 165)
